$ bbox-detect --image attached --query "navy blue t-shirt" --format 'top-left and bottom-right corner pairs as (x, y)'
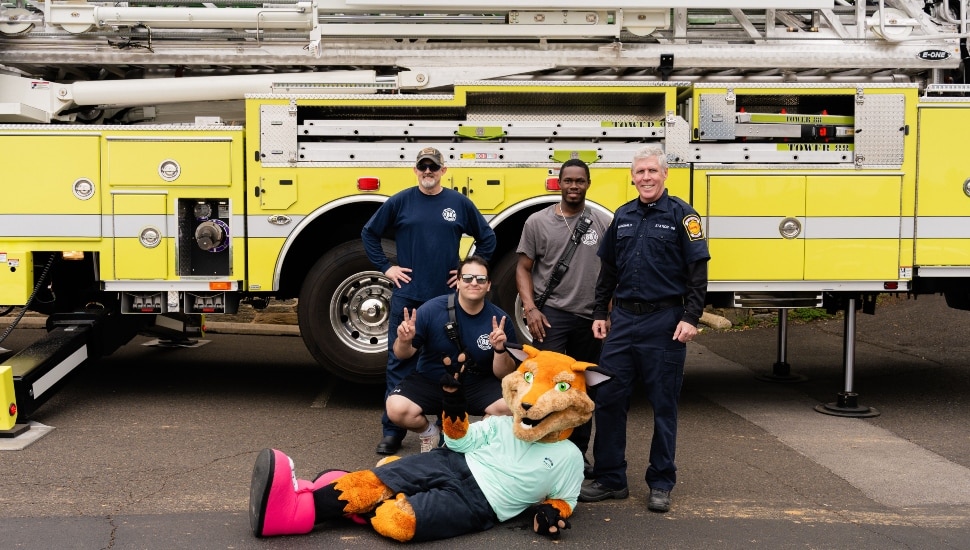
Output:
(362, 187), (496, 302)
(410, 294), (517, 380)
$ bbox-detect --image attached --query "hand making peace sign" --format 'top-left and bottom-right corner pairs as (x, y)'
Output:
(489, 315), (507, 352)
(397, 307), (417, 346)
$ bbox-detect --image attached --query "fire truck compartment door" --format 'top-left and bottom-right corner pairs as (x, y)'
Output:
(259, 173), (298, 210)
(447, 169), (504, 211)
(916, 105), (970, 267)
(113, 193), (168, 279)
(105, 137), (234, 187)
(708, 174), (805, 281)
(804, 174), (902, 280)
(707, 173), (902, 281)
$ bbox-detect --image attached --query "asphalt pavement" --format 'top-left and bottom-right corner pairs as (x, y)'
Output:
(1, 295), (969, 549)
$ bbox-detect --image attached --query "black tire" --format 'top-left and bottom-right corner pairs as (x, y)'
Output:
(298, 240), (395, 384)
(490, 251), (532, 345)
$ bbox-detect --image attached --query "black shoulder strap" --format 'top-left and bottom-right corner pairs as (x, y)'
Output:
(534, 215), (593, 311)
(446, 293), (465, 352)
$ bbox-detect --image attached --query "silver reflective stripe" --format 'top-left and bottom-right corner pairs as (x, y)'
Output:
(708, 216), (901, 239)
(0, 215), (101, 238)
(916, 217), (970, 239)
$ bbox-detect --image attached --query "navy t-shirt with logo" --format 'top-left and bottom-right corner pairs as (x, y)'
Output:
(362, 187), (496, 302)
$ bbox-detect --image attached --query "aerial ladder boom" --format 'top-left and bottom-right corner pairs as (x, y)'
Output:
(1, 1), (966, 123)
(0, 2), (965, 84)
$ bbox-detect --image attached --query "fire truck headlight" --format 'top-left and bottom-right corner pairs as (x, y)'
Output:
(73, 178), (95, 200)
(779, 218), (802, 239)
(964, 178), (970, 197)
(139, 227), (162, 248)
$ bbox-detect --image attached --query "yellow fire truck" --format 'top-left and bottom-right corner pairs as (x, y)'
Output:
(2, 1), (970, 429)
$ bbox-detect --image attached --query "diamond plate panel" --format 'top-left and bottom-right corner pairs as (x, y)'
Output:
(855, 94), (905, 167)
(259, 103), (297, 165)
(664, 114), (690, 164)
(698, 93), (736, 141)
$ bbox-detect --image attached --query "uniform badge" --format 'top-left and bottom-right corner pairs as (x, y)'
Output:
(683, 214), (705, 241)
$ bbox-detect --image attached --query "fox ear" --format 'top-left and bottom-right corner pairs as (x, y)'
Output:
(506, 343), (532, 362)
(583, 366), (613, 388)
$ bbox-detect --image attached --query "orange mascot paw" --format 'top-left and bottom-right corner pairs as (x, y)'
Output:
(371, 493), (417, 542)
(332, 470), (393, 515)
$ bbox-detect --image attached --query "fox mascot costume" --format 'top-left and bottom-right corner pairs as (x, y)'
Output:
(249, 344), (610, 542)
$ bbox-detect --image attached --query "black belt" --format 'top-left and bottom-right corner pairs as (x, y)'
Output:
(614, 297), (683, 315)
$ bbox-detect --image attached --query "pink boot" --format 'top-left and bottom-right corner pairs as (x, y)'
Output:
(249, 448), (317, 537)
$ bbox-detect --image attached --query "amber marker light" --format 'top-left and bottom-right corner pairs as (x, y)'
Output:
(209, 281), (232, 291)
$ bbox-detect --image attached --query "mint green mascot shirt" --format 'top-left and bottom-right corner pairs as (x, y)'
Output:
(445, 414), (583, 522)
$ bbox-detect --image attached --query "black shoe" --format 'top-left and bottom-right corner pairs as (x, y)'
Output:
(583, 463), (594, 480)
(579, 481), (629, 502)
(375, 435), (403, 455)
(647, 488), (671, 513)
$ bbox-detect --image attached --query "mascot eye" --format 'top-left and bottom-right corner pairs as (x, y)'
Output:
(556, 381), (570, 392)
(523, 372), (534, 384)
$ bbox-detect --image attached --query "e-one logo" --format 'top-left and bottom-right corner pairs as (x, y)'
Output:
(917, 49), (951, 61)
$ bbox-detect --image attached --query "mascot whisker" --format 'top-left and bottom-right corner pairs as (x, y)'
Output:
(249, 344), (611, 542)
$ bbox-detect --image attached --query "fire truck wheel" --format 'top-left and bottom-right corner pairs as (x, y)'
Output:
(298, 240), (396, 385)
(490, 252), (531, 345)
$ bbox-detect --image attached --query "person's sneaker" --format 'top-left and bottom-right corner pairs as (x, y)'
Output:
(647, 488), (671, 513)
(578, 481), (629, 502)
(419, 425), (441, 453)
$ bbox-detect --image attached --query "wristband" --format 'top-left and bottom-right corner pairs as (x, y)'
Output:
(493, 346), (507, 354)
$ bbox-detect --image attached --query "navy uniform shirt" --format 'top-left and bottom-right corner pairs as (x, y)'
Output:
(410, 294), (518, 380)
(594, 189), (710, 324)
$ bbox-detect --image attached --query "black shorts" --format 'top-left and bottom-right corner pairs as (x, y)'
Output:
(392, 371), (504, 417)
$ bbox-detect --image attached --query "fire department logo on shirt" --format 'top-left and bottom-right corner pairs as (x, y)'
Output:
(581, 228), (599, 247)
(477, 334), (491, 350)
(442, 208), (457, 222)
(683, 214), (705, 241)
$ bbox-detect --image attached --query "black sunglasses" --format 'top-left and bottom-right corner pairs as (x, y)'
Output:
(416, 162), (441, 172)
(460, 274), (488, 284)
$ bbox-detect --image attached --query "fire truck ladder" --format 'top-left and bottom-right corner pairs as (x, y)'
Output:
(0, 1), (966, 85)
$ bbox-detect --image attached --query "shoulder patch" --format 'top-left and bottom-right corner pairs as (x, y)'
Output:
(683, 214), (705, 241)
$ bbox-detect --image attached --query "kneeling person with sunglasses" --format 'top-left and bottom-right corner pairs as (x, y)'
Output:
(387, 256), (518, 453)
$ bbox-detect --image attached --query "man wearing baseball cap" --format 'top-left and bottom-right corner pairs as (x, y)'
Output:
(362, 146), (497, 455)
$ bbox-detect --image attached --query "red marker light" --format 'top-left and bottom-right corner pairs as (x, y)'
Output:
(545, 177), (560, 191)
(358, 177), (380, 191)
(884, 282), (899, 290)
(9, 403), (16, 417)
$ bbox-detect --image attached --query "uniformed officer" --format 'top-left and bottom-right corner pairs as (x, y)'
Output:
(579, 145), (710, 514)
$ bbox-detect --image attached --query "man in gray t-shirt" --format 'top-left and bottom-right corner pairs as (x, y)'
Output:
(515, 159), (611, 470)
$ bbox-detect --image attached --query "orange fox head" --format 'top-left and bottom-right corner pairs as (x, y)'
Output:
(503, 345), (611, 444)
